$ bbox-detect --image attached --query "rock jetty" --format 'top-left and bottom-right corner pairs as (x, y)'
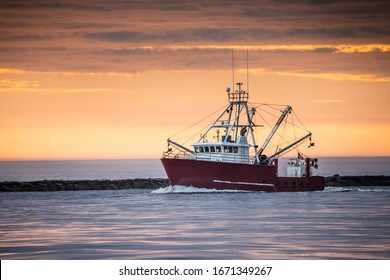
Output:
(0, 176), (389, 192)
(325, 175), (390, 187)
(0, 178), (169, 192)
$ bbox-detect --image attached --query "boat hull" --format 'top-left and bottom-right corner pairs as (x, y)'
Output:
(161, 158), (325, 192)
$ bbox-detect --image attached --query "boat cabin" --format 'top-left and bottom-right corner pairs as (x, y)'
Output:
(287, 158), (307, 177)
(191, 135), (252, 163)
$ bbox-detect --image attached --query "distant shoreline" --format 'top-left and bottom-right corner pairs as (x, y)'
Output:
(0, 175), (389, 192)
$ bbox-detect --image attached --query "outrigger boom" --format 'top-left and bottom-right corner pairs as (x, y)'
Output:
(167, 138), (194, 155)
(263, 132), (312, 163)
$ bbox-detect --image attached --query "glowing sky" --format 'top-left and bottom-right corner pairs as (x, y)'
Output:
(0, 0), (389, 160)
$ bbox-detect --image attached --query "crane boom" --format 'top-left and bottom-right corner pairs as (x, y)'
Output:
(258, 106), (292, 155)
(263, 132), (312, 162)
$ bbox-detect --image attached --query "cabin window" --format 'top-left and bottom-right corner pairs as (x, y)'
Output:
(216, 146), (222, 152)
(210, 146), (216, 153)
(223, 146), (238, 153)
(199, 147), (204, 153)
(195, 147), (199, 153)
(204, 146), (209, 153)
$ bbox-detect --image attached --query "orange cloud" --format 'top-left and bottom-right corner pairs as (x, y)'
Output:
(0, 68), (135, 78)
(334, 44), (390, 53)
(162, 44), (390, 53)
(248, 68), (390, 82)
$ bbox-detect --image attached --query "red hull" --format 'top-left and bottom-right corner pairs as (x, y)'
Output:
(161, 158), (325, 192)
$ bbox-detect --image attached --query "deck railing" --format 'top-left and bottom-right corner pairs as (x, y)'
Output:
(227, 91), (249, 103)
(163, 151), (257, 164)
(162, 151), (190, 160)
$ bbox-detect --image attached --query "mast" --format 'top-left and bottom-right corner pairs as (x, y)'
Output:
(232, 48), (235, 93)
(246, 46), (249, 95)
(226, 82), (259, 158)
(245, 104), (260, 163)
(230, 82), (243, 142)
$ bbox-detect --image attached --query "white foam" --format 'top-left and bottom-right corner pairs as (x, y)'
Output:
(323, 187), (353, 192)
(324, 186), (390, 193)
(356, 187), (390, 192)
(151, 185), (248, 194)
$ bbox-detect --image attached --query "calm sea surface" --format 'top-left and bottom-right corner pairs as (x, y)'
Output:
(0, 157), (389, 260)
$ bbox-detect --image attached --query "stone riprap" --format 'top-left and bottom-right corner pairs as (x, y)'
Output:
(0, 178), (169, 192)
(325, 175), (390, 187)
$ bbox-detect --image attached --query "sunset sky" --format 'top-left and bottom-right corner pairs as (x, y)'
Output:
(0, 0), (389, 160)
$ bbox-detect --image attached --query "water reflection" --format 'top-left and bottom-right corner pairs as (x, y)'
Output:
(0, 188), (389, 259)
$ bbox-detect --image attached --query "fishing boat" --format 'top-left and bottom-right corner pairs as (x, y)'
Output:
(161, 82), (325, 192)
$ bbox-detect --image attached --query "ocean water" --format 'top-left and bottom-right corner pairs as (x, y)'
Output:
(0, 159), (166, 182)
(0, 187), (389, 259)
(0, 157), (389, 260)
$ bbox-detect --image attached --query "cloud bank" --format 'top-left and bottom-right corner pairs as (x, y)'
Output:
(0, 0), (389, 80)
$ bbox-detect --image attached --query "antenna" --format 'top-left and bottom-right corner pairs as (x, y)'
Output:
(246, 46), (249, 93)
(232, 48), (235, 92)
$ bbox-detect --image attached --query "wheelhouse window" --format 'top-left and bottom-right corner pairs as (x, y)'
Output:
(223, 146), (239, 153)
(204, 146), (209, 153)
(210, 146), (216, 153)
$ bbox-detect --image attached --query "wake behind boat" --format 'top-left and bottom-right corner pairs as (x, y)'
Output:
(161, 82), (325, 192)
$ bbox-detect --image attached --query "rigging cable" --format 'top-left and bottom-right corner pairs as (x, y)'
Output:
(169, 104), (227, 140)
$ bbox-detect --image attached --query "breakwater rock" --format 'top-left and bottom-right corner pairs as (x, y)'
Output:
(0, 178), (169, 192)
(325, 175), (390, 187)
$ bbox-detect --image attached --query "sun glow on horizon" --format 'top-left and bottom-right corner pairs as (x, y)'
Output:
(1, 68), (389, 160)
